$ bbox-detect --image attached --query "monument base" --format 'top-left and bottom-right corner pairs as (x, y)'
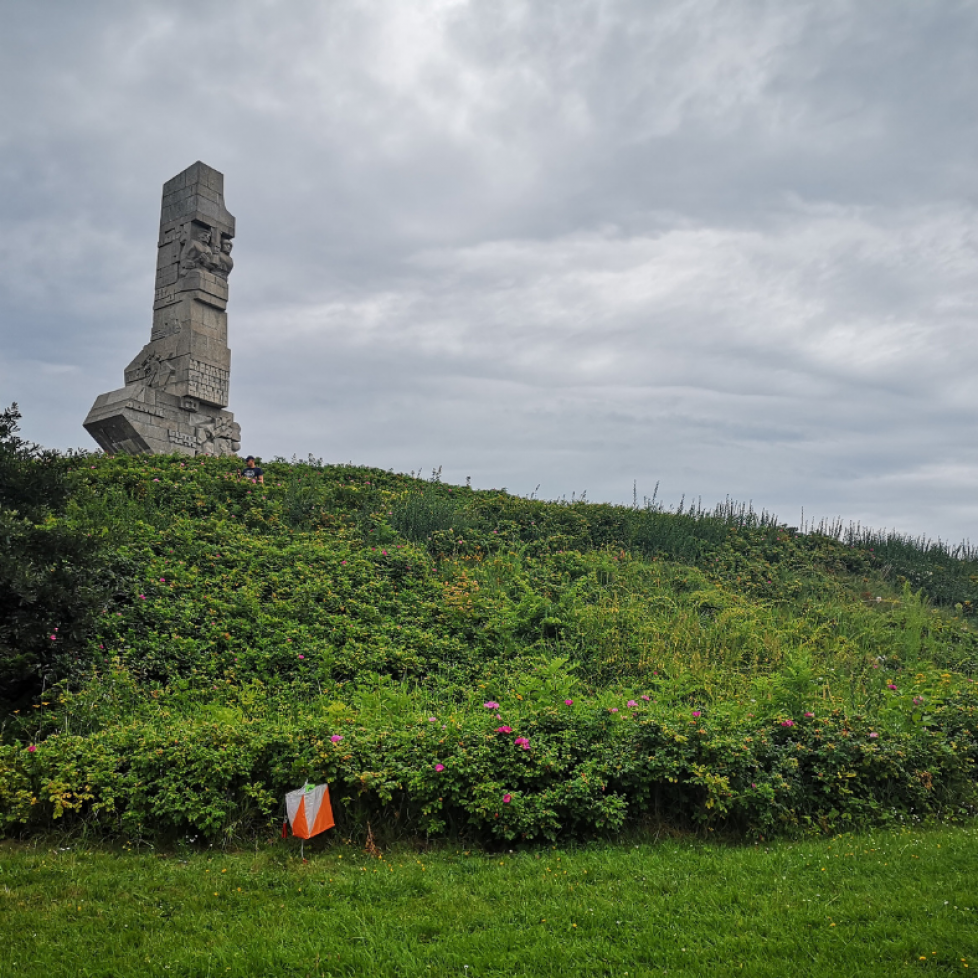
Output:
(84, 383), (241, 457)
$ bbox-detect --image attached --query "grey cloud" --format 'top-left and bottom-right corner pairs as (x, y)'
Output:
(1, 0), (977, 542)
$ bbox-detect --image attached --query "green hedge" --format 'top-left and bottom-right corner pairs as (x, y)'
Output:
(4, 688), (976, 843)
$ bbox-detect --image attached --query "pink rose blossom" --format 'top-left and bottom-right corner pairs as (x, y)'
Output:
(502, 793), (512, 804)
(496, 726), (513, 734)
(434, 763), (445, 772)
(781, 719), (795, 727)
(887, 684), (898, 691)
(514, 737), (530, 750)
(330, 735), (344, 743)
(804, 712), (814, 718)
(27, 745), (36, 753)
(627, 700), (638, 708)
(484, 701), (500, 710)
(564, 699), (573, 706)
(641, 695), (650, 701)
(428, 717), (437, 722)
(609, 708), (619, 713)
(869, 732), (879, 739)
(297, 655), (305, 659)
(692, 711), (701, 718)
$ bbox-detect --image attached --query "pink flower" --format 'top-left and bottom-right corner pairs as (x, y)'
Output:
(297, 655), (305, 659)
(434, 763), (445, 772)
(869, 732), (879, 739)
(341, 560), (347, 565)
(428, 717), (438, 723)
(502, 793), (512, 804)
(692, 711), (701, 718)
(139, 595), (146, 600)
(330, 735), (344, 743)
(627, 700), (638, 708)
(514, 737), (530, 750)
(609, 708), (619, 713)
(159, 578), (165, 582)
(781, 719), (795, 727)
(564, 699), (573, 706)
(887, 684), (898, 691)
(641, 695), (650, 701)
(27, 745), (36, 753)
(50, 635), (56, 641)
(484, 701), (500, 710)
(496, 726), (513, 734)
(913, 696), (924, 706)
(804, 712), (814, 718)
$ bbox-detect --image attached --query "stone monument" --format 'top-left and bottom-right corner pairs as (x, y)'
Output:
(84, 162), (242, 456)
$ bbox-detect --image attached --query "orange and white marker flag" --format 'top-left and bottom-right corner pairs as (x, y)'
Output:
(284, 783), (335, 839)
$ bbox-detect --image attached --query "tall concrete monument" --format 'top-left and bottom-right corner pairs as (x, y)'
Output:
(84, 162), (242, 456)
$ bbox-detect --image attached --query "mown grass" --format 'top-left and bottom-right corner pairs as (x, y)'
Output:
(2, 824), (977, 977)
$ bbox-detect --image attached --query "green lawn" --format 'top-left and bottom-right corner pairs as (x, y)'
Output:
(3, 824), (977, 977)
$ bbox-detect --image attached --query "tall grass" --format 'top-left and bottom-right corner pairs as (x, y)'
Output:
(388, 481), (978, 613)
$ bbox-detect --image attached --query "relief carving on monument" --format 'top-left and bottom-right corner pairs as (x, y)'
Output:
(177, 224), (234, 279)
(151, 308), (183, 341)
(143, 353), (175, 389)
(195, 415), (241, 456)
(212, 237), (233, 278)
(179, 223), (218, 275)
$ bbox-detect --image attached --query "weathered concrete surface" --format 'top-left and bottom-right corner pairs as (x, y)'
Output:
(84, 162), (242, 456)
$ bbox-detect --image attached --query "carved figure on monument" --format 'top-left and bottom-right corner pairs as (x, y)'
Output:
(179, 224), (217, 275)
(212, 237), (234, 278)
(142, 353), (175, 390)
(151, 307), (182, 341)
(196, 415), (241, 456)
(84, 162), (241, 458)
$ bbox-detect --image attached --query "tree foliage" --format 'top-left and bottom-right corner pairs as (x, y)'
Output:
(0, 405), (106, 708)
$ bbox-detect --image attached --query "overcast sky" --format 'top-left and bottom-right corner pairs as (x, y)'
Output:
(2, 0), (977, 543)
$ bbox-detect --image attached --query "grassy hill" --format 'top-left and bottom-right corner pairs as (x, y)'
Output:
(2, 431), (977, 843)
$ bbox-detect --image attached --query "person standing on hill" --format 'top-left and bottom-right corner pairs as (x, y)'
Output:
(240, 455), (264, 484)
